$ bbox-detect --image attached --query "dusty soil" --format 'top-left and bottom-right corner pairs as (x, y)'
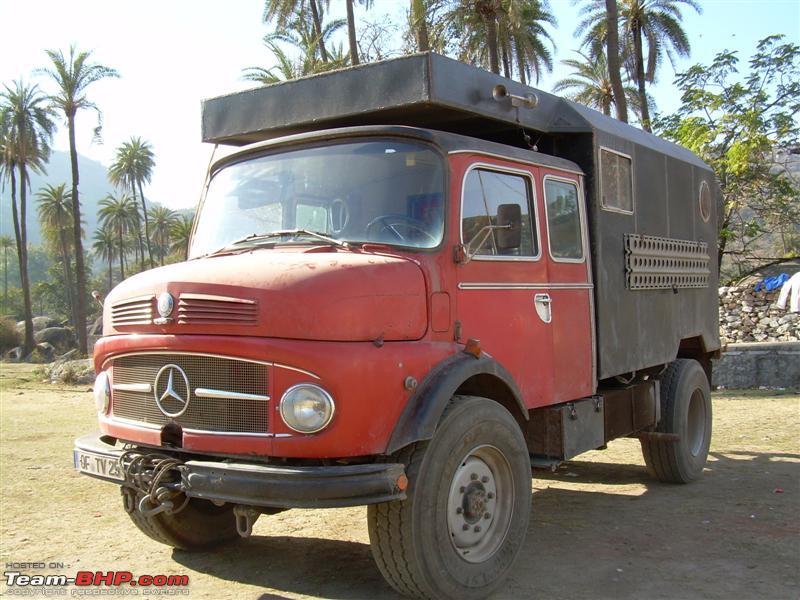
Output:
(1, 362), (798, 599)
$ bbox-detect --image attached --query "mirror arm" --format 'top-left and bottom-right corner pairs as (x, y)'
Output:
(455, 224), (512, 264)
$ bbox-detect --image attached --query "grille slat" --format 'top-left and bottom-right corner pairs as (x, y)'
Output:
(177, 295), (258, 326)
(111, 353), (270, 434)
(111, 295), (154, 328)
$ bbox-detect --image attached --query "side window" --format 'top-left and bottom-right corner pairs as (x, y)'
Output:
(544, 178), (584, 261)
(600, 148), (633, 213)
(461, 168), (538, 257)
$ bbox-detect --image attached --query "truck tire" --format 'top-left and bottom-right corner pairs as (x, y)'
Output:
(368, 396), (531, 600)
(641, 359), (712, 483)
(125, 491), (239, 551)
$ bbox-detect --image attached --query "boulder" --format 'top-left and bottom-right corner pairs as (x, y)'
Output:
(34, 342), (56, 362)
(5, 346), (23, 361)
(16, 316), (60, 334)
(34, 327), (75, 353)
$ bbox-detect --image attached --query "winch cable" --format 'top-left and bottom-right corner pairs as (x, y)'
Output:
(119, 450), (189, 516)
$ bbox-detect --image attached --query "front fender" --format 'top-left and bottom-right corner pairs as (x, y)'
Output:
(386, 352), (527, 454)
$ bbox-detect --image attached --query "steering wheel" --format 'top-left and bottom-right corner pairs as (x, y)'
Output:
(365, 214), (438, 245)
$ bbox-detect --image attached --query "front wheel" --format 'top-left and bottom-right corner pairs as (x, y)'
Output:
(368, 396), (532, 600)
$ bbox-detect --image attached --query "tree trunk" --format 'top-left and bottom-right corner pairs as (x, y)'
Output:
(632, 23), (651, 131)
(515, 41), (527, 85)
(605, 0), (628, 123)
(118, 227), (126, 281)
(411, 0), (430, 52)
(13, 165), (35, 354)
(309, 0), (329, 62)
(108, 254), (113, 292)
(483, 14), (500, 74)
(501, 42), (511, 79)
(3, 247), (7, 301)
(67, 112), (88, 355)
(346, 0), (359, 65)
(129, 185), (145, 270)
(59, 230), (76, 328)
(138, 181), (154, 268)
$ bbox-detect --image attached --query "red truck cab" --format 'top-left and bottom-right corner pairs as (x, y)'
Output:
(75, 54), (719, 600)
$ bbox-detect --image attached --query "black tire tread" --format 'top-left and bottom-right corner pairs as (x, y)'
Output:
(641, 358), (709, 483)
(368, 442), (431, 599)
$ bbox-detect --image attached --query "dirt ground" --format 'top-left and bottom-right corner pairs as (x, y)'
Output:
(1, 362), (798, 599)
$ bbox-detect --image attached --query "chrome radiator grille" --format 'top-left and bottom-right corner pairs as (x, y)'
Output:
(111, 353), (270, 434)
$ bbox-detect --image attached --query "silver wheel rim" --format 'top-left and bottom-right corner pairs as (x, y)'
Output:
(447, 444), (514, 563)
(687, 389), (706, 456)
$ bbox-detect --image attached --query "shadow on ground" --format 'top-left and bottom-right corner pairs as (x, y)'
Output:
(174, 448), (798, 599)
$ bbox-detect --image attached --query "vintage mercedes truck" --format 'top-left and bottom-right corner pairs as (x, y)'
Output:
(74, 53), (720, 599)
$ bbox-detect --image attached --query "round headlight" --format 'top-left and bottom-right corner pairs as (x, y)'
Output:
(94, 370), (111, 414)
(279, 384), (335, 433)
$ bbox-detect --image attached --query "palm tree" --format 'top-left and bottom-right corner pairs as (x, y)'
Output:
(98, 193), (137, 281)
(108, 137), (155, 268)
(170, 215), (194, 260)
(36, 183), (77, 327)
(39, 44), (119, 355)
(92, 225), (117, 292)
(345, 0), (373, 65)
(0, 81), (55, 354)
(448, 0), (555, 82)
(577, 0), (700, 131)
(148, 205), (178, 265)
(554, 51), (640, 117)
(604, 0), (628, 121)
(410, 0), (431, 51)
(504, 0), (556, 84)
(264, 0), (332, 63)
(0, 235), (15, 302)
(244, 12), (347, 83)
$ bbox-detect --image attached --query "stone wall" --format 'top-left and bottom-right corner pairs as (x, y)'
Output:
(719, 285), (799, 344)
(713, 342), (800, 390)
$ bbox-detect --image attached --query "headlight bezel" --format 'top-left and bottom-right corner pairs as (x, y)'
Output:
(93, 370), (111, 414)
(279, 383), (335, 434)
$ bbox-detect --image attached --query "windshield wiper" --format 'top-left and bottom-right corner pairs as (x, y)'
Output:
(211, 229), (350, 255)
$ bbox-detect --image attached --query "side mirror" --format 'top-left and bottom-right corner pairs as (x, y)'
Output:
(495, 203), (521, 250)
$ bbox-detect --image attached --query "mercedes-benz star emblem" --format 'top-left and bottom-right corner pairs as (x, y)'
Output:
(154, 364), (190, 418)
(157, 292), (174, 318)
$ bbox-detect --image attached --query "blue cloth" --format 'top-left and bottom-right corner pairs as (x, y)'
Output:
(755, 273), (789, 292)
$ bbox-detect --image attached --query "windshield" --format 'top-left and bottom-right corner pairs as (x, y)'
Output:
(190, 139), (445, 257)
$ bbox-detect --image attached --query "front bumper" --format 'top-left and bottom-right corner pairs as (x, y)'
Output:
(74, 433), (407, 509)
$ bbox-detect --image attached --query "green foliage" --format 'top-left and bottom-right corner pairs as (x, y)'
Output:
(0, 316), (20, 352)
(554, 50), (640, 116)
(247, 3), (348, 83)
(654, 35), (800, 281)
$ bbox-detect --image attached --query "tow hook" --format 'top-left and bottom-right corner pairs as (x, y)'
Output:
(233, 505), (262, 538)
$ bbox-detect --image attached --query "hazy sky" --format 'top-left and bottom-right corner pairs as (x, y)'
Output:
(1, 0), (798, 212)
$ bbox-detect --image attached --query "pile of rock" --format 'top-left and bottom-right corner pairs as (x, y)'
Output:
(45, 356), (95, 385)
(719, 285), (800, 344)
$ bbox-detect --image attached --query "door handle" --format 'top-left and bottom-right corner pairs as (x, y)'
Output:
(534, 293), (552, 323)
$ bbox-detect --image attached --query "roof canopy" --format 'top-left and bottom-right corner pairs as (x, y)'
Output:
(202, 52), (706, 168)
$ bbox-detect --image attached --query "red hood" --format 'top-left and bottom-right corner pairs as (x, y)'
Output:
(102, 248), (428, 342)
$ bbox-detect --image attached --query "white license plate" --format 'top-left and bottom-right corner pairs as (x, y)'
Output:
(74, 449), (124, 481)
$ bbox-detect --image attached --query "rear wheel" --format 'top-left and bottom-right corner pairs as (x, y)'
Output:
(368, 396), (531, 600)
(641, 359), (713, 483)
(124, 490), (239, 551)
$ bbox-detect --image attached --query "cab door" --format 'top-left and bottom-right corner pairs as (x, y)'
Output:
(538, 172), (594, 402)
(453, 155), (555, 409)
